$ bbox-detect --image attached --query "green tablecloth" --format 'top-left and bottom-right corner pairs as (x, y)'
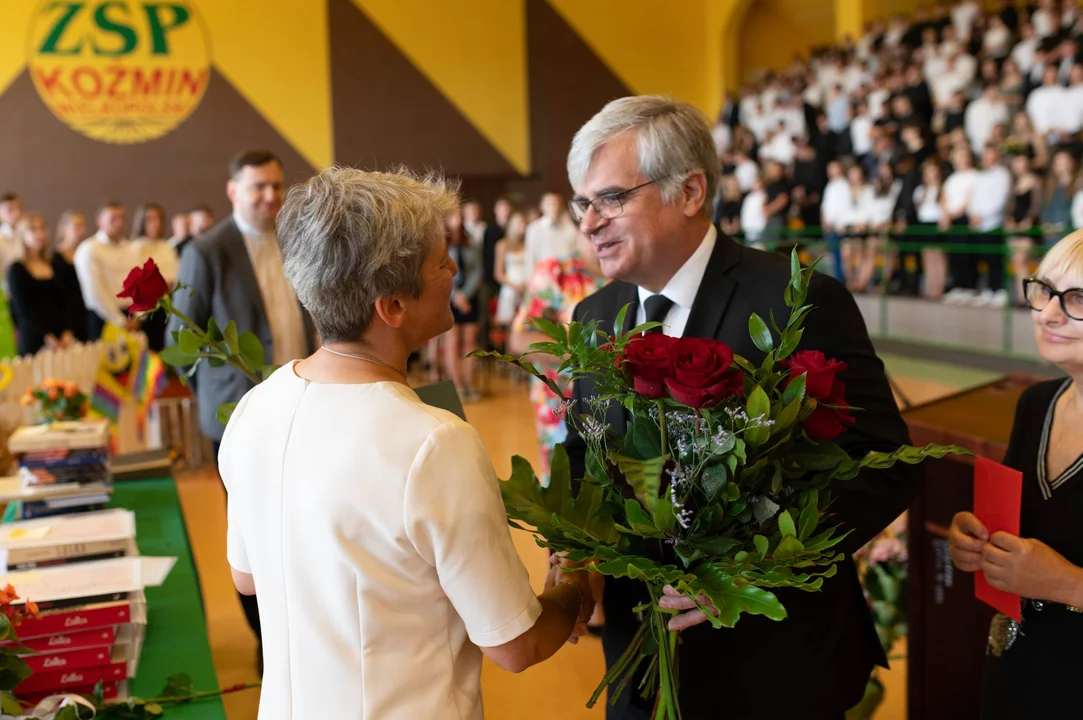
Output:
(4, 478), (227, 718)
(111, 478), (226, 718)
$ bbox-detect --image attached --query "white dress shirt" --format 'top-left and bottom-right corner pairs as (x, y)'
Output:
(1011, 37), (1039, 73)
(1027, 85), (1065, 136)
(942, 169), (979, 216)
(233, 214), (308, 365)
(1059, 85), (1083, 134)
(220, 364), (541, 720)
(851, 114), (874, 156)
(821, 178), (851, 228)
(635, 225), (716, 337)
(968, 165), (1012, 231)
(523, 215), (580, 278)
(735, 159), (759, 192)
(965, 98), (1010, 153)
(740, 192), (767, 240)
(73, 230), (138, 326)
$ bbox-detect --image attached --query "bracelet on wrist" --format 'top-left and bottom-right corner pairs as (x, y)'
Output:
(557, 580), (586, 618)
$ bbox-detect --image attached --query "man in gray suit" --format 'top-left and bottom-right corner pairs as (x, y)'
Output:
(169, 149), (317, 671)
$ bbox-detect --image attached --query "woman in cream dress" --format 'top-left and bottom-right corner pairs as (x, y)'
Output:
(219, 168), (594, 719)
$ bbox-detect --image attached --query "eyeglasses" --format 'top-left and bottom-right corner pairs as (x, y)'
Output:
(567, 179), (659, 224)
(1023, 277), (1083, 321)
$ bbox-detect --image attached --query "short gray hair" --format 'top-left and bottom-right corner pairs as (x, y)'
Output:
(277, 167), (459, 342)
(567, 96), (719, 218)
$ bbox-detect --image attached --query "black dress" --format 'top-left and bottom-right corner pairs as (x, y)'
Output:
(51, 254), (87, 342)
(7, 257), (86, 356)
(981, 379), (1083, 719)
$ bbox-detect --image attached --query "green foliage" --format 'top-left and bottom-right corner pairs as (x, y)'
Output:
(500, 446), (620, 546)
(608, 452), (666, 514)
(477, 248), (965, 719)
(678, 564), (788, 628)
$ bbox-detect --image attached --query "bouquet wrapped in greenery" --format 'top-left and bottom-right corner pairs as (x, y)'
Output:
(476, 254), (964, 719)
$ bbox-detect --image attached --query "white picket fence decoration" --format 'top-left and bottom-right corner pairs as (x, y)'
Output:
(0, 336), (150, 456)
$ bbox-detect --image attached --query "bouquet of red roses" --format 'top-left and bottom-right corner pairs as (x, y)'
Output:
(475, 253), (963, 720)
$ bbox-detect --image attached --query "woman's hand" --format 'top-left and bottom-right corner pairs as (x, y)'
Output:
(982, 532), (1083, 605)
(43, 333), (60, 350)
(948, 511), (988, 572)
(59, 331), (76, 348)
(546, 561), (595, 643)
(453, 292), (471, 314)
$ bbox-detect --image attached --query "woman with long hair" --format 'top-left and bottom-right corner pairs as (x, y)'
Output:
(433, 206), (483, 402)
(1040, 151), (1079, 248)
(7, 214), (85, 355)
(907, 159), (947, 299)
(1006, 153), (1044, 304)
(493, 211), (528, 328)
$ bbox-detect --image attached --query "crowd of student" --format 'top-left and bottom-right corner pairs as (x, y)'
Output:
(713, 0), (1083, 307)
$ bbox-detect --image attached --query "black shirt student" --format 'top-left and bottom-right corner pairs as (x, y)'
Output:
(8, 255), (86, 356)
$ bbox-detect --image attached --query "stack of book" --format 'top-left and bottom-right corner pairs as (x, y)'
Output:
(7, 420), (113, 519)
(0, 514), (174, 705)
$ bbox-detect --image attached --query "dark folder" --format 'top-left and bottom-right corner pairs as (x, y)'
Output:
(414, 381), (466, 421)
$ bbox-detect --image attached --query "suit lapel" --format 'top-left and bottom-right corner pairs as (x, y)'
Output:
(615, 283), (640, 337)
(683, 229), (741, 339)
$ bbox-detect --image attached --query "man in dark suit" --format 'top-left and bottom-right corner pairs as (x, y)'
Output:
(561, 96), (916, 720)
(169, 149), (317, 672)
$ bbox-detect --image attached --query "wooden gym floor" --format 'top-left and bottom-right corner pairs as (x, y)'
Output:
(175, 357), (996, 719)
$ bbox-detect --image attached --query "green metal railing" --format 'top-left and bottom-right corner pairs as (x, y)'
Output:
(739, 225), (1077, 360)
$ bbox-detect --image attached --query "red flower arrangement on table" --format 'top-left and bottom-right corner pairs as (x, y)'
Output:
(473, 251), (966, 720)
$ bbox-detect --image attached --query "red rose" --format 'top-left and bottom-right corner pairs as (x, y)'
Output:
(663, 338), (742, 409)
(801, 377), (854, 440)
(782, 350), (847, 400)
(623, 334), (676, 399)
(117, 259), (170, 313)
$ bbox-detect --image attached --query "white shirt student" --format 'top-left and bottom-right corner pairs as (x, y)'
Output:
(73, 205), (139, 331)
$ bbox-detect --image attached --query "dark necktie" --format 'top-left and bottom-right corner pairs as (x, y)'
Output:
(642, 294), (674, 334)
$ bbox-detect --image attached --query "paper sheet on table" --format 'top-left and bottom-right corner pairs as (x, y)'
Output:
(973, 456), (1023, 622)
(0, 555), (177, 602)
(0, 509), (135, 548)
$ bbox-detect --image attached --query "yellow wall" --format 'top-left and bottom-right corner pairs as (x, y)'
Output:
(739, 0), (837, 81)
(353, 0), (530, 175)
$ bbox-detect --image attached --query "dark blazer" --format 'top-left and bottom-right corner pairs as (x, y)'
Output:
(168, 217), (316, 441)
(565, 231), (916, 720)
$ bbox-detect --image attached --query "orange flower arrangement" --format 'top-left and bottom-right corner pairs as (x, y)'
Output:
(20, 379), (89, 424)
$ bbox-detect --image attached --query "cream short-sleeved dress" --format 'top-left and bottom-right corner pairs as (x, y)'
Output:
(219, 362), (542, 719)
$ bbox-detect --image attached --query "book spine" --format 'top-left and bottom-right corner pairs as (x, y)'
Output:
(22, 646), (114, 673)
(20, 503), (107, 519)
(7, 549), (127, 571)
(16, 661), (127, 694)
(6, 538), (132, 566)
(19, 679), (119, 706)
(21, 593), (128, 613)
(16, 604), (133, 639)
(6, 627), (115, 652)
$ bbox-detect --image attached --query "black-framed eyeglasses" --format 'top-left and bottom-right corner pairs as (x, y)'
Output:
(1023, 277), (1083, 321)
(567, 179), (659, 224)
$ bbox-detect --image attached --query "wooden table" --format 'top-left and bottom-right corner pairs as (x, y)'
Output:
(902, 373), (1052, 719)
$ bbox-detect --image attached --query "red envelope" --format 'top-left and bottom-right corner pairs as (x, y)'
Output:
(973, 456), (1023, 622)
